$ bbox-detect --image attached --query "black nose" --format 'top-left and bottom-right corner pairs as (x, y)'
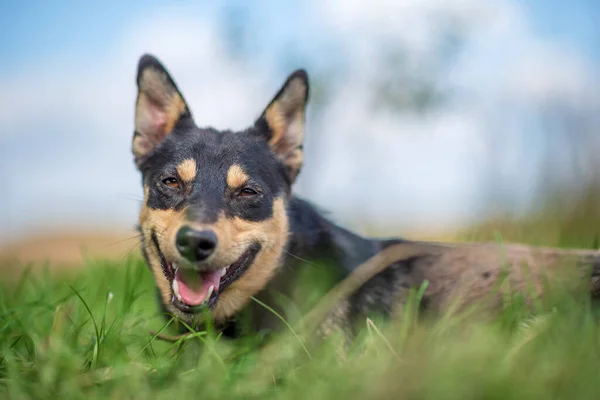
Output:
(175, 227), (218, 262)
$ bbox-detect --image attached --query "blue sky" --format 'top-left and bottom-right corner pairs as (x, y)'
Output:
(1, 0), (599, 240)
(0, 1), (310, 74)
(3, 1), (597, 73)
(524, 0), (600, 61)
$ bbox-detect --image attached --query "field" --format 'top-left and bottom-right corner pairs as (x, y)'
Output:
(2, 213), (600, 399)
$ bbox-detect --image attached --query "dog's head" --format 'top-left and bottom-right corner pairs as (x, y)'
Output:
(132, 55), (308, 325)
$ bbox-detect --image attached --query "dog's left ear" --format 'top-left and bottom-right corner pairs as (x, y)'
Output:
(254, 70), (309, 184)
(133, 54), (192, 167)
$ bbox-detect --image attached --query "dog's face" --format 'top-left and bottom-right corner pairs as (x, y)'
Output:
(132, 55), (308, 325)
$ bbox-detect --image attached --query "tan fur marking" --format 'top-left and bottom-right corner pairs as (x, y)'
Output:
(139, 69), (186, 134)
(179, 198), (289, 322)
(138, 186), (187, 308)
(262, 76), (306, 181)
(264, 105), (304, 181)
(139, 184), (289, 323)
(418, 243), (594, 314)
(133, 69), (186, 161)
(226, 164), (249, 188)
(264, 78), (306, 149)
(165, 95), (186, 133)
(265, 103), (286, 147)
(176, 159), (197, 183)
(304, 242), (599, 342)
(283, 148), (303, 182)
(211, 198), (289, 322)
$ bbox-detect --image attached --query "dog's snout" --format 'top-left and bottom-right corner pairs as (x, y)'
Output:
(175, 226), (218, 262)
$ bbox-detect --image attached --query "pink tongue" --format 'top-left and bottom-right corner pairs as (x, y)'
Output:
(174, 268), (221, 306)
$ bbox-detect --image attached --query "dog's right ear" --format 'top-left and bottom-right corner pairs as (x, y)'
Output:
(253, 70), (309, 185)
(133, 54), (192, 167)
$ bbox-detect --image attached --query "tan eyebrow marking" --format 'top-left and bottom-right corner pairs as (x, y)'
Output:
(176, 158), (197, 182)
(226, 164), (249, 188)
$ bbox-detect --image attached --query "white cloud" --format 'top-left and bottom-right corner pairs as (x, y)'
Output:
(297, 0), (600, 233)
(1, 1), (598, 241)
(0, 6), (277, 241)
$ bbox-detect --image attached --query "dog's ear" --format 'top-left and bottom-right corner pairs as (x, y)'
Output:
(133, 54), (192, 167)
(254, 70), (309, 184)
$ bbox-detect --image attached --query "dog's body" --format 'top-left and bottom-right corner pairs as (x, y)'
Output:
(132, 54), (600, 340)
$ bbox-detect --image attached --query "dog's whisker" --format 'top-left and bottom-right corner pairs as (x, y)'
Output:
(283, 250), (323, 269)
(118, 242), (144, 261)
(100, 234), (144, 249)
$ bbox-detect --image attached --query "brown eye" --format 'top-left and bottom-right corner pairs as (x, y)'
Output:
(162, 177), (180, 188)
(239, 187), (258, 197)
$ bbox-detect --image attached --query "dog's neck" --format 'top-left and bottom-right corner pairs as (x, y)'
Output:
(219, 197), (398, 338)
(286, 197), (381, 272)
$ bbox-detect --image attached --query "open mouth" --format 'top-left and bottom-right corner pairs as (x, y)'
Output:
(151, 232), (261, 314)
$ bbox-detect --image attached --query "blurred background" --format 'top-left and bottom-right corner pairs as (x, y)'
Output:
(1, 0), (599, 267)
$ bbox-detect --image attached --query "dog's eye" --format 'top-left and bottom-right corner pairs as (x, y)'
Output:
(239, 187), (258, 197)
(162, 177), (180, 188)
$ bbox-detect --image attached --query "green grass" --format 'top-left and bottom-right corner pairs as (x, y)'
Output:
(1, 251), (600, 399)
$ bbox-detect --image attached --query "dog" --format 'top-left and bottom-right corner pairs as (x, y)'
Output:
(132, 54), (600, 341)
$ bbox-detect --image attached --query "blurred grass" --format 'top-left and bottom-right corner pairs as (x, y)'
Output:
(457, 184), (600, 249)
(1, 251), (600, 399)
(1, 185), (600, 399)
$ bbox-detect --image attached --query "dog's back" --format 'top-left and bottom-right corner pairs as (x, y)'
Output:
(129, 54), (600, 341)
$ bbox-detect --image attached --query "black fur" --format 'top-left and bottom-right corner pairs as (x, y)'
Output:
(142, 125), (286, 224)
(133, 54), (399, 336)
(133, 54), (600, 342)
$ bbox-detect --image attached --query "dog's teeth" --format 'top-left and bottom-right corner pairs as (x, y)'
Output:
(220, 267), (227, 277)
(204, 285), (215, 303)
(172, 279), (182, 302)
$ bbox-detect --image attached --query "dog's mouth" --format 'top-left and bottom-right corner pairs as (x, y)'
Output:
(151, 232), (261, 314)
